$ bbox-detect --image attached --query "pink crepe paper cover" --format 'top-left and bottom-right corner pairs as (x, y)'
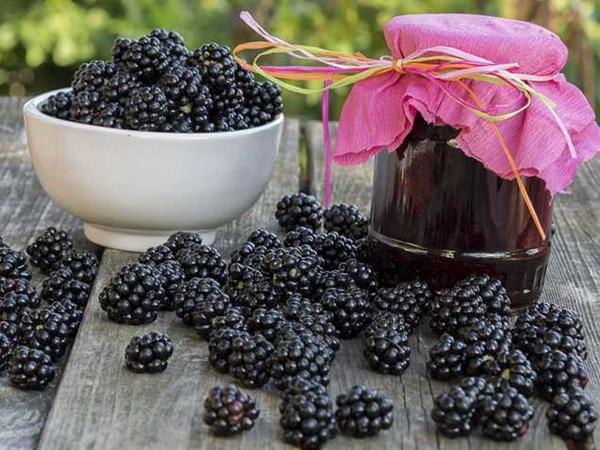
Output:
(334, 14), (600, 194)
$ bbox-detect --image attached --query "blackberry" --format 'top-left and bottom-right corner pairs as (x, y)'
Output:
(60, 249), (99, 284)
(279, 378), (336, 449)
(0, 332), (14, 371)
(323, 203), (369, 241)
(232, 276), (282, 311)
(0, 278), (40, 321)
(26, 227), (73, 274)
(296, 312), (340, 353)
(193, 288), (232, 340)
(214, 110), (249, 132)
(112, 36), (169, 80)
(459, 376), (498, 401)
(160, 106), (193, 133)
(514, 325), (585, 363)
(279, 293), (331, 322)
(99, 262), (165, 325)
(41, 91), (72, 119)
(338, 259), (378, 292)
(209, 306), (248, 337)
(125, 331), (173, 373)
(159, 65), (204, 106)
(269, 332), (333, 391)
(147, 29), (187, 60)
(154, 260), (185, 310)
(0, 320), (19, 342)
(213, 85), (245, 114)
(429, 287), (487, 335)
(228, 332), (274, 388)
(41, 268), (91, 308)
(208, 327), (247, 373)
(247, 308), (287, 343)
(245, 229), (282, 250)
(261, 248), (321, 298)
(456, 318), (512, 376)
(235, 64), (255, 90)
(124, 86), (169, 131)
(372, 282), (432, 333)
(69, 90), (105, 124)
(173, 277), (225, 326)
(8, 346), (55, 390)
(313, 231), (357, 269)
(138, 244), (175, 266)
(191, 43), (236, 88)
(547, 387), (597, 442)
(480, 386), (534, 441)
(18, 307), (70, 361)
(49, 300), (84, 337)
(363, 317), (410, 375)
(92, 102), (124, 129)
(203, 384), (259, 435)
(483, 349), (537, 398)
(176, 244), (227, 284)
(431, 387), (478, 437)
(321, 287), (370, 339)
(165, 231), (203, 253)
(224, 263), (264, 302)
(427, 333), (467, 380)
(535, 350), (588, 401)
(283, 226), (318, 248)
(244, 81), (283, 125)
(102, 70), (141, 104)
(275, 193), (322, 232)
(72, 60), (117, 93)
(229, 243), (268, 268)
(335, 385), (394, 437)
(314, 270), (353, 298)
(455, 274), (511, 317)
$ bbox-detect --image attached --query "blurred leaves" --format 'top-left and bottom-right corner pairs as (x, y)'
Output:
(0, 0), (597, 114)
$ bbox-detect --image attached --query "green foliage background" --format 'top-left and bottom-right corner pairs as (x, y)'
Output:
(0, 0), (598, 118)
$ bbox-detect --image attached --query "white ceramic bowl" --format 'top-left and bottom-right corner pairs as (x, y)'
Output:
(23, 89), (284, 251)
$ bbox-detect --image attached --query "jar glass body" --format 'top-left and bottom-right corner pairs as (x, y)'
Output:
(367, 117), (553, 306)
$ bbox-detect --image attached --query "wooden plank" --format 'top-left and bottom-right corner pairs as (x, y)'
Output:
(38, 119), (301, 450)
(304, 119), (600, 449)
(0, 97), (103, 449)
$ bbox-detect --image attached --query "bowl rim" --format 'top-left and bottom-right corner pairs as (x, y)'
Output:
(23, 88), (284, 140)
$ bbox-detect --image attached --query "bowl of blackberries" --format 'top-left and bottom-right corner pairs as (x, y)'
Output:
(23, 29), (284, 251)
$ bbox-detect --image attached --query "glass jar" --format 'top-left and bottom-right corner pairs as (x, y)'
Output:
(367, 115), (553, 306)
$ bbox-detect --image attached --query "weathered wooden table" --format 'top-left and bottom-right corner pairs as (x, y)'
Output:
(0, 97), (599, 450)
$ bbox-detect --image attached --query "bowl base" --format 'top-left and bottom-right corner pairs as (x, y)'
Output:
(84, 223), (217, 252)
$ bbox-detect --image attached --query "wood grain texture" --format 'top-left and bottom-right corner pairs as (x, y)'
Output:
(304, 119), (600, 449)
(0, 97), (102, 449)
(37, 119), (301, 450)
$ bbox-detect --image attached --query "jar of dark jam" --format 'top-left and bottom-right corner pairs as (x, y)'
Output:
(367, 115), (553, 306)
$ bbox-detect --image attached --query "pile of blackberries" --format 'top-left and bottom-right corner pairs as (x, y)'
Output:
(41, 29), (283, 133)
(0, 227), (98, 390)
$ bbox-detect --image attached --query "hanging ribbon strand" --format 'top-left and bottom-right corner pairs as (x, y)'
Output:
(232, 11), (580, 241)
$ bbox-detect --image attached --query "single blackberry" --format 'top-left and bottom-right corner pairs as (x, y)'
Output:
(275, 193), (322, 232)
(69, 90), (105, 124)
(321, 287), (370, 339)
(244, 81), (283, 125)
(245, 229), (282, 250)
(0, 332), (14, 371)
(99, 263), (165, 325)
(232, 276), (282, 311)
(41, 91), (73, 119)
(480, 386), (534, 441)
(49, 300), (84, 337)
(138, 244), (175, 266)
(455, 274), (511, 317)
(283, 226), (318, 248)
(0, 278), (40, 321)
(160, 106), (193, 133)
(363, 318), (410, 375)
(209, 306), (248, 338)
(213, 85), (245, 114)
(172, 277), (224, 326)
(26, 227), (73, 274)
(159, 65), (204, 106)
(547, 387), (597, 442)
(459, 376), (498, 402)
(456, 318), (512, 376)
(429, 287), (487, 335)
(371, 282), (432, 333)
(427, 333), (467, 380)
(247, 308), (287, 343)
(124, 86), (169, 131)
(224, 263), (264, 301)
(279, 378), (337, 449)
(483, 349), (537, 398)
(176, 244), (227, 284)
(313, 231), (357, 269)
(269, 331), (333, 391)
(165, 231), (203, 253)
(535, 350), (588, 401)
(431, 387), (478, 437)
(92, 101), (125, 128)
(146, 29), (187, 60)
(260, 248), (321, 298)
(208, 327), (247, 373)
(154, 260), (185, 310)
(193, 289), (233, 340)
(234, 64), (255, 90)
(335, 385), (394, 438)
(60, 249), (99, 284)
(0, 320), (19, 342)
(0, 247), (31, 281)
(190, 43), (236, 88)
(125, 331), (173, 373)
(314, 270), (353, 298)
(18, 307), (71, 361)
(8, 346), (55, 390)
(102, 69), (141, 104)
(228, 243), (269, 268)
(514, 325), (586, 363)
(279, 293), (331, 322)
(40, 268), (91, 308)
(214, 110), (249, 132)
(112, 36), (169, 80)
(228, 332), (274, 388)
(296, 312), (340, 353)
(203, 384), (259, 435)
(338, 259), (378, 292)
(365, 310), (406, 336)
(72, 60), (118, 93)
(323, 203), (369, 241)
